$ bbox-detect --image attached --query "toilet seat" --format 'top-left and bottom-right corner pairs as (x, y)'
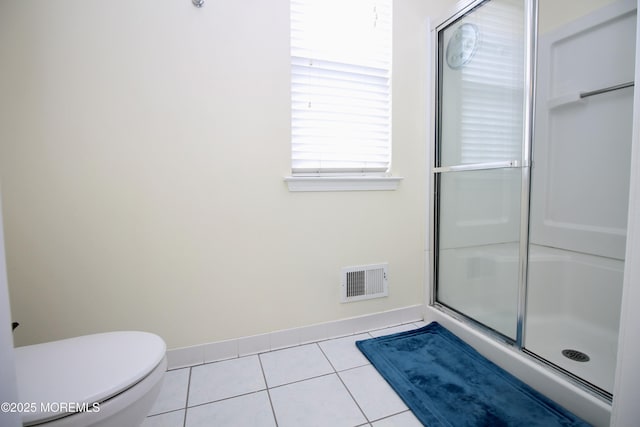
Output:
(14, 331), (166, 426)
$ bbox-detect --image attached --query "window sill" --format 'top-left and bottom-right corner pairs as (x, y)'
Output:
(284, 176), (403, 192)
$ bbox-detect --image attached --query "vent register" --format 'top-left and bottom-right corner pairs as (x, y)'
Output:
(341, 263), (388, 303)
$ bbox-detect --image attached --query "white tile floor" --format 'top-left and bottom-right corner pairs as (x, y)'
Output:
(143, 322), (428, 427)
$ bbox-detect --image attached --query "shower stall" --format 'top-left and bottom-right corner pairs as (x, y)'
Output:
(428, 0), (636, 423)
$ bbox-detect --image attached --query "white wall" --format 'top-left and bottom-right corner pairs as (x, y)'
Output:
(0, 0), (457, 349)
(539, 0), (620, 33)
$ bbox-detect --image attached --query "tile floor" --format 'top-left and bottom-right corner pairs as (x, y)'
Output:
(142, 321), (428, 427)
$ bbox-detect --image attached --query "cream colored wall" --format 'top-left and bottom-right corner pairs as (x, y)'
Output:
(0, 0), (456, 349)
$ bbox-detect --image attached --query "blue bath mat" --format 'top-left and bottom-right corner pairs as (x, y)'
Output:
(356, 322), (589, 426)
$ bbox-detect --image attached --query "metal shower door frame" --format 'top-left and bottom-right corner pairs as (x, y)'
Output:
(429, 0), (537, 348)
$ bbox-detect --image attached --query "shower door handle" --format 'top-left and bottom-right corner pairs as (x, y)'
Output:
(433, 160), (525, 173)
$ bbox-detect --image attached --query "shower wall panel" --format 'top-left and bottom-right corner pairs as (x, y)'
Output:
(530, 2), (636, 260)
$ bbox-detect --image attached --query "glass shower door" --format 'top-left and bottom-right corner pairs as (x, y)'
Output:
(434, 0), (527, 340)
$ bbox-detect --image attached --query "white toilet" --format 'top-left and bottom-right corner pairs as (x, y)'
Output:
(14, 331), (167, 427)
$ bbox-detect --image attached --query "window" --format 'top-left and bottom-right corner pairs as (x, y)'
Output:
(290, 0), (392, 177)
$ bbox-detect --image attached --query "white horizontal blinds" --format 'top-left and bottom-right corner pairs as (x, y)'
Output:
(460, 1), (524, 164)
(291, 0), (392, 175)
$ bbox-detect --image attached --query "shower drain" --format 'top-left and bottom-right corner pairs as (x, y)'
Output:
(562, 349), (590, 362)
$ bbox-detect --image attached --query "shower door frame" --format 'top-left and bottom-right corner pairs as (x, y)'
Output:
(430, 0), (537, 347)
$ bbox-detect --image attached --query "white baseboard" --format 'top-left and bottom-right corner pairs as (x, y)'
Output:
(166, 304), (424, 370)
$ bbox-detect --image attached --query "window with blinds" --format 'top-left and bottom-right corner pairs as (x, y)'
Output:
(290, 0), (392, 175)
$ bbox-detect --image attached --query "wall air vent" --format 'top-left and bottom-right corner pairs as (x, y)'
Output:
(341, 263), (388, 303)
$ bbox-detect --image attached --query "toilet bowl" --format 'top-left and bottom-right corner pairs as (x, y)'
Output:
(14, 331), (167, 427)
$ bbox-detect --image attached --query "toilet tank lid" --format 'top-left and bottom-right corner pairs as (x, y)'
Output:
(14, 331), (166, 425)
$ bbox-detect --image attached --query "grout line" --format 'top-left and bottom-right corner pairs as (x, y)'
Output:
(185, 389), (269, 410)
(315, 341), (337, 373)
(182, 367), (193, 427)
(257, 354), (279, 427)
(335, 362), (371, 374)
(317, 331), (373, 425)
(335, 367), (371, 425)
(143, 408), (185, 418)
(316, 339), (372, 423)
(167, 366), (196, 372)
(267, 371), (337, 391)
(256, 340), (316, 357)
(314, 340), (369, 374)
(369, 409), (414, 424)
(184, 356), (269, 409)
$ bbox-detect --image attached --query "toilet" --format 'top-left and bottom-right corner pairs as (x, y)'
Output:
(14, 331), (167, 427)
